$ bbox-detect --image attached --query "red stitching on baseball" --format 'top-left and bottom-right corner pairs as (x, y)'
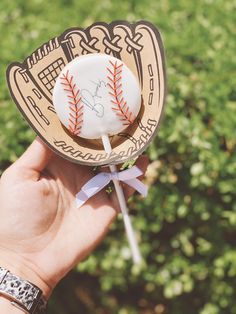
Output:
(107, 60), (136, 126)
(60, 70), (83, 135)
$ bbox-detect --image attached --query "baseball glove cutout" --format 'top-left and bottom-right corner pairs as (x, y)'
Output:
(6, 20), (166, 166)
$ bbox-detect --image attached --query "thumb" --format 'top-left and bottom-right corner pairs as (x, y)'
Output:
(15, 137), (53, 174)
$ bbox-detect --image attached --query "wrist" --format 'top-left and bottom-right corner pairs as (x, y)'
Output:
(0, 251), (52, 300)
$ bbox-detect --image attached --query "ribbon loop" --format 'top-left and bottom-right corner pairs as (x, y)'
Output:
(76, 166), (148, 208)
(118, 166), (143, 181)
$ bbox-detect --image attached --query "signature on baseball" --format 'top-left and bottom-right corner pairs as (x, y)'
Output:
(81, 79), (107, 118)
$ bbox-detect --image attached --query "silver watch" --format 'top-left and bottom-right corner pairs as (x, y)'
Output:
(0, 267), (47, 313)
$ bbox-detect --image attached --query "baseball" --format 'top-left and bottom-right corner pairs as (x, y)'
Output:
(53, 53), (142, 139)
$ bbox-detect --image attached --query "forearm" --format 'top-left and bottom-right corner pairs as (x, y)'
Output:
(0, 297), (25, 313)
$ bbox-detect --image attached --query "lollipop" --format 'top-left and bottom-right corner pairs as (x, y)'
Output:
(53, 53), (145, 263)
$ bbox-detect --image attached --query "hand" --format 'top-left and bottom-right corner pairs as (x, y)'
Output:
(0, 138), (148, 299)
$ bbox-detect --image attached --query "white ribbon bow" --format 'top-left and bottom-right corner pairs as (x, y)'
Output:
(76, 166), (148, 208)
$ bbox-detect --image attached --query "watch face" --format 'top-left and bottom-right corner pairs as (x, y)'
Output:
(7, 21), (166, 166)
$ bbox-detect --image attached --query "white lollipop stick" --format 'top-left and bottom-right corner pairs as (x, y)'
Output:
(102, 134), (142, 264)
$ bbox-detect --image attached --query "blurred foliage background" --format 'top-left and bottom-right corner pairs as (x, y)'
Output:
(0, 0), (236, 313)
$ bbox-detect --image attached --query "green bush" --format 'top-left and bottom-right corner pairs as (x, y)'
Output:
(0, 0), (235, 313)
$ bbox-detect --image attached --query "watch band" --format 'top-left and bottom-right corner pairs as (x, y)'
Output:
(0, 267), (47, 313)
